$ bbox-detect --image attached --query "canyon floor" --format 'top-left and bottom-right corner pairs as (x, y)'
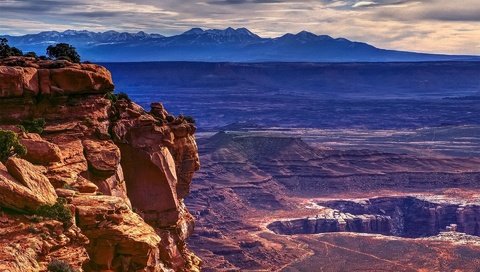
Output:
(186, 125), (480, 271)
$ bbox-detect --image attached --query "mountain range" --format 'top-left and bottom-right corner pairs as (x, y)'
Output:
(2, 28), (479, 62)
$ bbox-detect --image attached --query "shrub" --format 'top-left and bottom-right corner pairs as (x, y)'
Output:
(46, 43), (81, 63)
(47, 259), (76, 272)
(104, 91), (131, 103)
(24, 51), (38, 58)
(104, 92), (118, 103)
(20, 118), (46, 134)
(116, 92), (131, 102)
(35, 198), (72, 225)
(0, 38), (23, 58)
(183, 115), (196, 124)
(0, 130), (27, 162)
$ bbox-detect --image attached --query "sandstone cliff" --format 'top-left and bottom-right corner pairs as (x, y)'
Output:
(0, 57), (201, 271)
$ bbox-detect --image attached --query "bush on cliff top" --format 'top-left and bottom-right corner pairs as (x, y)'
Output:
(47, 259), (76, 272)
(0, 130), (27, 162)
(183, 115), (196, 124)
(46, 43), (81, 63)
(0, 38), (23, 58)
(20, 118), (46, 134)
(24, 51), (38, 58)
(104, 91), (131, 103)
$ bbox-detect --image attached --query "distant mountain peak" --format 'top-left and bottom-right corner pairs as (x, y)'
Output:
(183, 28), (204, 35)
(2, 27), (478, 62)
(296, 30), (317, 37)
(182, 27), (260, 38)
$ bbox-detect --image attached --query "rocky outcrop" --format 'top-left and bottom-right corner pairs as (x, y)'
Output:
(268, 197), (480, 238)
(20, 133), (63, 165)
(0, 158), (57, 211)
(0, 215), (89, 272)
(0, 57), (113, 98)
(268, 211), (392, 235)
(0, 57), (201, 271)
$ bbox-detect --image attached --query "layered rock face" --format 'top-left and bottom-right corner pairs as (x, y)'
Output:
(0, 57), (201, 271)
(268, 196), (480, 238)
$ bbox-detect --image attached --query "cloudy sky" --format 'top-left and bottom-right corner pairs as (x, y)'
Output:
(1, 0), (480, 54)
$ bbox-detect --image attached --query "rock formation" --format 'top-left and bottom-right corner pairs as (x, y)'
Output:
(0, 56), (201, 271)
(268, 196), (480, 238)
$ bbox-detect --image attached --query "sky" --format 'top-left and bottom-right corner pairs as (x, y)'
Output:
(1, 0), (480, 54)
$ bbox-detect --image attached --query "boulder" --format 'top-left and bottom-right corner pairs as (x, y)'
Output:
(20, 133), (63, 165)
(0, 58), (113, 98)
(83, 139), (121, 175)
(0, 66), (38, 97)
(5, 157), (57, 204)
(0, 159), (57, 211)
(49, 66), (113, 95)
(72, 195), (162, 271)
(71, 176), (98, 194)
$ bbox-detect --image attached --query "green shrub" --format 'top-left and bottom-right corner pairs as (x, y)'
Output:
(0, 38), (23, 58)
(46, 43), (81, 63)
(35, 198), (72, 225)
(104, 91), (131, 103)
(47, 259), (76, 272)
(0, 130), (27, 162)
(20, 118), (46, 134)
(24, 51), (38, 58)
(183, 115), (196, 124)
(104, 92), (118, 103)
(116, 92), (131, 102)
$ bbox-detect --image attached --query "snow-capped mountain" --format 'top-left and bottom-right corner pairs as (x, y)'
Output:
(1, 28), (478, 62)
(2, 30), (164, 47)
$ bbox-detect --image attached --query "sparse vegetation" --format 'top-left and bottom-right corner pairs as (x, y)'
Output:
(47, 259), (76, 272)
(24, 51), (38, 58)
(104, 91), (131, 103)
(184, 115), (196, 124)
(46, 43), (81, 63)
(20, 118), (46, 134)
(63, 183), (79, 192)
(116, 92), (131, 102)
(29, 215), (43, 223)
(0, 130), (27, 162)
(104, 91), (118, 102)
(0, 38), (23, 58)
(34, 198), (72, 226)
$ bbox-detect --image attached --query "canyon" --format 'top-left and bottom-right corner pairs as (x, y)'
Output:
(268, 196), (480, 237)
(0, 56), (200, 271)
(186, 128), (480, 271)
(1, 57), (480, 271)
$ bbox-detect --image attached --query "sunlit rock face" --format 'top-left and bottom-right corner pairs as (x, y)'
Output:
(0, 57), (201, 271)
(268, 196), (480, 237)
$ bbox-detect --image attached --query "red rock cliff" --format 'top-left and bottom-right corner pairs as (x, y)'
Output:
(0, 57), (201, 271)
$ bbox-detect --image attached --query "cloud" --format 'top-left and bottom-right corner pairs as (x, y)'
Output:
(208, 0), (287, 4)
(352, 1), (377, 8)
(374, 0), (480, 22)
(0, 0), (84, 11)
